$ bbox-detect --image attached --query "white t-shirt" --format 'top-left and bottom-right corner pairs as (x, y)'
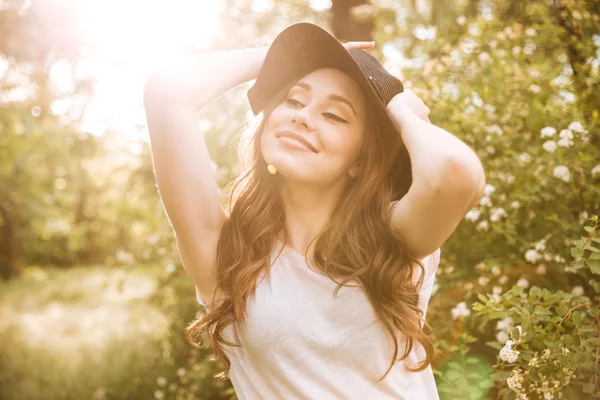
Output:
(196, 240), (441, 399)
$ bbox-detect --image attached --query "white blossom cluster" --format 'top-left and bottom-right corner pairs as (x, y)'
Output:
(540, 121), (588, 153)
(496, 316), (514, 344)
(499, 339), (520, 363)
(507, 367), (525, 391)
(552, 165), (570, 182)
(450, 301), (470, 319)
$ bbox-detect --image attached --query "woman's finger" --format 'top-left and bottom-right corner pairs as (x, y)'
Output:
(343, 41), (375, 50)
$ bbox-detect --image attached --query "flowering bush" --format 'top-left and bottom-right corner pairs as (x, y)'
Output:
(472, 217), (599, 399)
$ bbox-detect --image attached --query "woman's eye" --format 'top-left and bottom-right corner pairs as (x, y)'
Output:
(324, 113), (347, 123)
(285, 98), (303, 107)
(285, 98), (346, 123)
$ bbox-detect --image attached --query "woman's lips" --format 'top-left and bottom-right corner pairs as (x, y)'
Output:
(278, 136), (317, 153)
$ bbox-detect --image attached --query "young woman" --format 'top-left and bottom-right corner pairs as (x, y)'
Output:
(144, 22), (485, 400)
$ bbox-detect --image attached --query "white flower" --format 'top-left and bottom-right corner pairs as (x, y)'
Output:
(518, 152), (531, 164)
(510, 200), (520, 209)
(499, 275), (509, 284)
(553, 165), (571, 182)
(542, 348), (551, 360)
(500, 340), (520, 363)
(557, 137), (573, 148)
(483, 104), (496, 113)
(571, 286), (584, 296)
(156, 376), (167, 387)
(490, 207), (507, 222)
(493, 286), (503, 295)
(484, 184), (496, 195)
(517, 278), (529, 288)
(540, 126), (557, 138)
(557, 128), (574, 147)
(507, 368), (524, 391)
(465, 208), (481, 222)
(479, 195), (492, 207)
(477, 220), (489, 232)
(478, 276), (490, 286)
(559, 128), (573, 140)
(177, 367), (186, 377)
(535, 240), (546, 252)
(491, 265), (501, 276)
(529, 84), (541, 93)
(497, 316), (514, 331)
(591, 164), (600, 179)
(529, 356), (539, 367)
(485, 125), (503, 135)
(568, 121), (587, 133)
(580, 210), (590, 225)
(165, 263), (175, 274)
(542, 140), (557, 153)
(525, 249), (541, 263)
(154, 390), (164, 400)
(478, 52), (491, 63)
(536, 264), (547, 275)
(496, 330), (509, 344)
(451, 301), (471, 319)
(525, 27), (537, 36)
(457, 15), (466, 25)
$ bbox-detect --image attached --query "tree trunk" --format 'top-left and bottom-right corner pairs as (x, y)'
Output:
(0, 203), (21, 279)
(331, 0), (374, 42)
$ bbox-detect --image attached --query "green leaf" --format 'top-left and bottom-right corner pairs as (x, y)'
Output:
(583, 383), (595, 393)
(511, 326), (521, 342)
(534, 305), (552, 316)
(571, 247), (583, 257)
(446, 370), (461, 380)
(478, 380), (492, 389)
(486, 341), (502, 350)
(586, 259), (600, 274)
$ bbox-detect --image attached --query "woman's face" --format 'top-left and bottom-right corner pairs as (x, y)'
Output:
(261, 68), (367, 185)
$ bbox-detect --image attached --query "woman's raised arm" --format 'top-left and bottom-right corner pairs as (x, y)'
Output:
(143, 47), (269, 302)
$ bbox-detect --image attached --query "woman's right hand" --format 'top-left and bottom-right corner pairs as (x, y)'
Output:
(342, 41), (375, 51)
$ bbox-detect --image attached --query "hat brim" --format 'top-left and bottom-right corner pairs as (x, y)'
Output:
(247, 22), (412, 200)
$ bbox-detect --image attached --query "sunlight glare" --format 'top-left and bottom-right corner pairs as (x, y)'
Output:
(71, 0), (222, 139)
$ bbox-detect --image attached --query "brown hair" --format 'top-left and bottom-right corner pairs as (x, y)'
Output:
(186, 74), (439, 381)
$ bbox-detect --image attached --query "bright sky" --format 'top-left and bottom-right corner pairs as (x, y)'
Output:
(50, 0), (222, 146)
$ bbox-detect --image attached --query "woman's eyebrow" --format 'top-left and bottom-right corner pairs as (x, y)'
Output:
(293, 81), (357, 117)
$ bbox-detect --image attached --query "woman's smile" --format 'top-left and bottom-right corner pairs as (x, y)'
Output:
(278, 135), (318, 153)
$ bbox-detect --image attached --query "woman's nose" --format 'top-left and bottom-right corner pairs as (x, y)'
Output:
(291, 107), (316, 131)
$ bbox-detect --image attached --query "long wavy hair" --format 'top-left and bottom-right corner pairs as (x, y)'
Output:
(186, 73), (440, 381)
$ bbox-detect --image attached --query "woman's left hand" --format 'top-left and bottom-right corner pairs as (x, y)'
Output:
(386, 89), (431, 123)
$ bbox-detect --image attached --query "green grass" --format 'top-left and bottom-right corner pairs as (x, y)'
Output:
(0, 264), (175, 400)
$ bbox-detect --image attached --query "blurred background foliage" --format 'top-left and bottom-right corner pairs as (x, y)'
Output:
(0, 0), (598, 399)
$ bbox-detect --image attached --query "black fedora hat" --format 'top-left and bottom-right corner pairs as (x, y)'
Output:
(247, 22), (412, 201)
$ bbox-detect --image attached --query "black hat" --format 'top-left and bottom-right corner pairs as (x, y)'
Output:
(247, 22), (412, 200)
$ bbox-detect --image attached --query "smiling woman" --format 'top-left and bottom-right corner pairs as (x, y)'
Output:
(144, 20), (483, 400)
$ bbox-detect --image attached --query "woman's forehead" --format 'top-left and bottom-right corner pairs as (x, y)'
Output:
(293, 68), (366, 110)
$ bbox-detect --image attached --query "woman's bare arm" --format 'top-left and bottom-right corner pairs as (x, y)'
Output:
(143, 47), (269, 300)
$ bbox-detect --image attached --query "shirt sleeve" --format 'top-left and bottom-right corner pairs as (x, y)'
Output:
(195, 285), (207, 306)
(412, 248), (441, 320)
